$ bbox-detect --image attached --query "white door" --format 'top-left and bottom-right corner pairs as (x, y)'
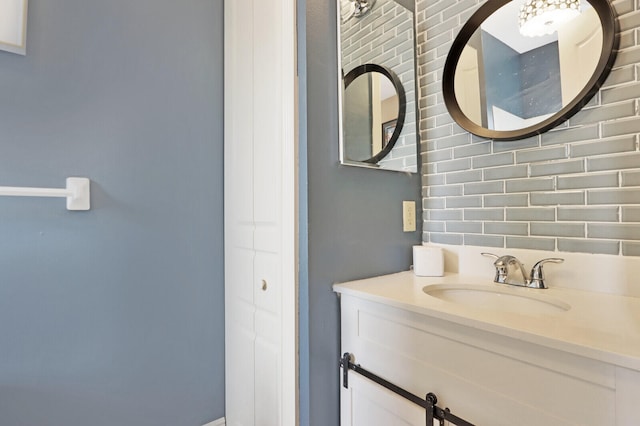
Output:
(558, 6), (601, 107)
(224, 0), (298, 425)
(454, 46), (482, 126)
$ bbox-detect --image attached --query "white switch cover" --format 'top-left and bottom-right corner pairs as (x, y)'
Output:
(402, 201), (416, 232)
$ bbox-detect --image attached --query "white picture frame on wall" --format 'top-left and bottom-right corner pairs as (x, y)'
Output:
(0, 0), (28, 55)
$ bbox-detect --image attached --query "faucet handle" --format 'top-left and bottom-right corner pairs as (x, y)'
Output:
(481, 252), (499, 259)
(481, 253), (508, 283)
(529, 257), (564, 289)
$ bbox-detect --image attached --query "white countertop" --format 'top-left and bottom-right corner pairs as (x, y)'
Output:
(334, 271), (640, 371)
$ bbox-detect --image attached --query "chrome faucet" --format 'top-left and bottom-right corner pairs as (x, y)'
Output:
(481, 253), (564, 289)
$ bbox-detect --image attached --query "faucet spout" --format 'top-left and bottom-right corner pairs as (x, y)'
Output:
(494, 255), (529, 286)
(482, 253), (564, 289)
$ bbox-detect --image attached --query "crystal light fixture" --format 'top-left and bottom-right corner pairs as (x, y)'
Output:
(519, 0), (581, 37)
(341, 0), (377, 23)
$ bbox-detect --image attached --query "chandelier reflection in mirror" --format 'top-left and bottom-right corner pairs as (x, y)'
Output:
(341, 0), (377, 22)
(519, 0), (580, 37)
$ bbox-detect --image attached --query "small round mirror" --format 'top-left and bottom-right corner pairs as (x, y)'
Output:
(442, 0), (618, 141)
(343, 64), (406, 164)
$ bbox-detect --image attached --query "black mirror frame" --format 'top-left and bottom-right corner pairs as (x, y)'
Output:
(343, 63), (407, 163)
(442, 0), (619, 141)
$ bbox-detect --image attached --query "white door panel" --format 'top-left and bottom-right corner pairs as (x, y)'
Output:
(255, 336), (282, 426)
(226, 324), (256, 426)
(227, 247), (255, 305)
(255, 309), (281, 345)
(255, 225), (280, 254)
(225, 0), (297, 423)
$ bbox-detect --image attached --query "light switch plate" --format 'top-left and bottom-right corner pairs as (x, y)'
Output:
(403, 201), (416, 232)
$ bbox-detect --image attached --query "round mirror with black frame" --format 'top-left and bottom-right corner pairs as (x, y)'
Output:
(342, 63), (407, 164)
(442, 0), (619, 141)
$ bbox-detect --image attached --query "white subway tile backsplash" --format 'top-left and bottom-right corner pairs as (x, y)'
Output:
(622, 241), (640, 255)
(587, 152), (640, 172)
(436, 157), (471, 173)
(613, 0), (635, 15)
(600, 65), (636, 88)
(423, 174), (446, 186)
(619, 13), (640, 35)
(429, 232), (463, 245)
(464, 208), (504, 221)
(483, 165), (528, 181)
(506, 208), (556, 222)
(429, 184), (462, 197)
(622, 206), (640, 222)
(446, 221), (482, 233)
(557, 173), (619, 190)
(530, 160), (585, 177)
(435, 133), (471, 149)
(493, 136), (540, 152)
(505, 178), (555, 193)
(589, 223), (640, 240)
(423, 197), (446, 209)
(464, 234), (504, 248)
(424, 0), (450, 19)
(531, 222), (585, 238)
(485, 222), (529, 236)
(558, 207), (620, 222)
(622, 170), (640, 186)
(430, 209), (462, 221)
(472, 152), (514, 169)
(601, 81), (640, 103)
(602, 116), (640, 138)
(569, 101), (636, 127)
(484, 193), (528, 207)
(445, 170), (483, 184)
(570, 135), (637, 157)
(464, 181), (504, 195)
(588, 188), (640, 204)
(558, 239), (620, 255)
(540, 125), (599, 146)
(454, 141), (492, 158)
(506, 236), (556, 251)
(515, 146), (566, 164)
(423, 221), (445, 232)
(531, 191), (585, 206)
(446, 195), (482, 208)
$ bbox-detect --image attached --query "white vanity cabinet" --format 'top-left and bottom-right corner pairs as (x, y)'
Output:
(338, 291), (640, 426)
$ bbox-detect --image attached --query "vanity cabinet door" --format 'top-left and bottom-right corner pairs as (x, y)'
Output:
(615, 367), (640, 425)
(341, 372), (426, 426)
(340, 295), (618, 426)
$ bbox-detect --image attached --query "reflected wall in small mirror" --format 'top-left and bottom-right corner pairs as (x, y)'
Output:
(338, 0), (418, 172)
(443, 0), (618, 141)
(344, 64), (406, 164)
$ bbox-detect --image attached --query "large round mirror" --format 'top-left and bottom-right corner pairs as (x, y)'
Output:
(442, 0), (618, 141)
(343, 64), (406, 164)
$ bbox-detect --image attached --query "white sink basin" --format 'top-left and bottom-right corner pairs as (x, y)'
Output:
(423, 284), (571, 315)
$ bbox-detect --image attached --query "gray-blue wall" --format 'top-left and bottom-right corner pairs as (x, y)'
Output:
(301, 0), (422, 424)
(0, 1), (224, 425)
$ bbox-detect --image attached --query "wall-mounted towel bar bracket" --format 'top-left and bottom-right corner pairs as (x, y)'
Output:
(340, 352), (475, 426)
(0, 177), (91, 210)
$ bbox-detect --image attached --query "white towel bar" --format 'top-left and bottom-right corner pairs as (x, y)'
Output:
(0, 177), (90, 210)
